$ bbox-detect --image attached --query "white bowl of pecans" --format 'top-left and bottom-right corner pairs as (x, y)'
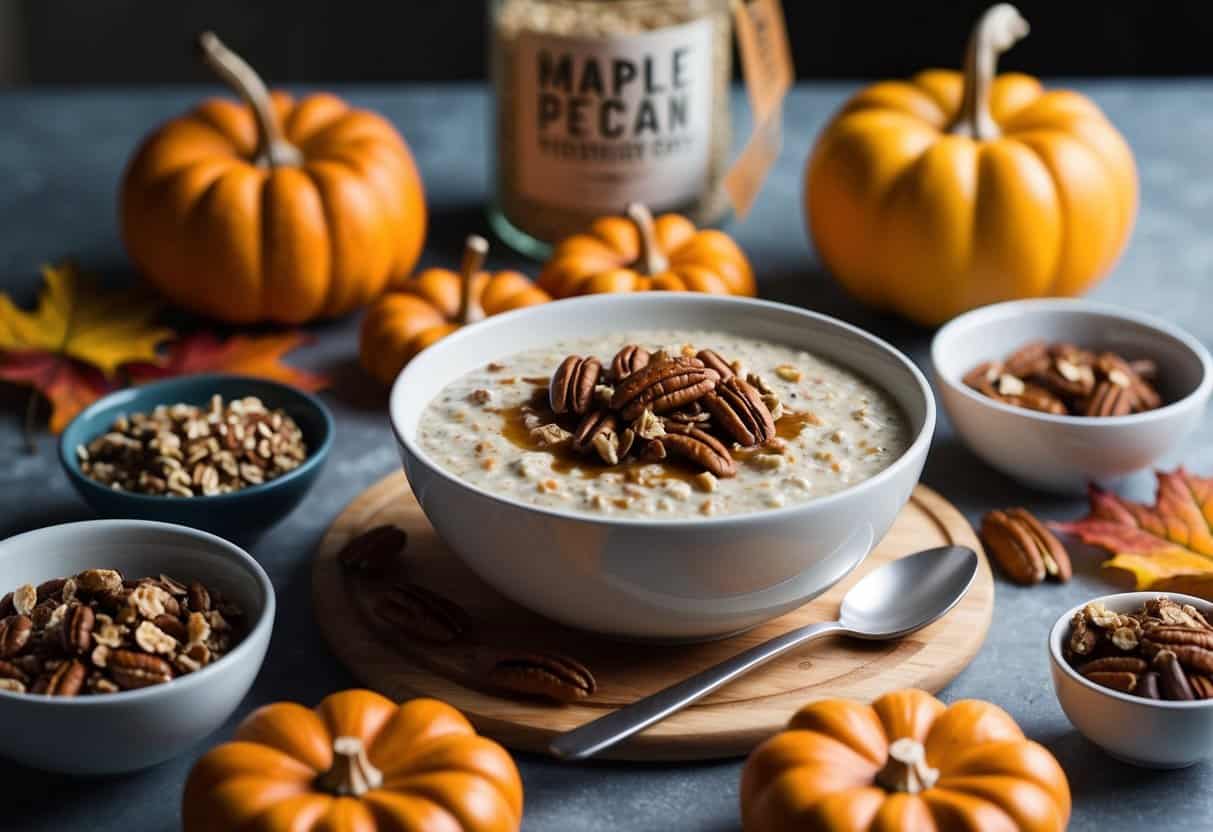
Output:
(932, 299), (1213, 493)
(0, 519), (274, 773)
(390, 293), (934, 641)
(1049, 592), (1213, 768)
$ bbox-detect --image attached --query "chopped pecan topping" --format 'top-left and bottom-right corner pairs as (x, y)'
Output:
(979, 508), (1071, 585)
(550, 355), (602, 415)
(702, 376), (776, 448)
(571, 410), (617, 455)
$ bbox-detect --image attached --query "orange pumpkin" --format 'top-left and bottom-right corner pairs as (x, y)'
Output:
(182, 690), (523, 832)
(121, 32), (426, 325)
(806, 4), (1137, 326)
(538, 203), (756, 298)
(741, 689), (1071, 831)
(360, 235), (550, 385)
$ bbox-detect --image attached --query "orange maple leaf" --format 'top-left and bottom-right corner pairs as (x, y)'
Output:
(0, 263), (172, 434)
(1052, 468), (1213, 587)
(126, 332), (329, 392)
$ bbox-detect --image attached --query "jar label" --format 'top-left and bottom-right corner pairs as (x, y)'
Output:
(514, 18), (714, 213)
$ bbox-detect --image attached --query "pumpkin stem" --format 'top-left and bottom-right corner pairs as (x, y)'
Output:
(197, 31), (303, 168)
(626, 202), (669, 276)
(457, 235), (490, 325)
(949, 4), (1029, 140)
(316, 736), (383, 797)
(875, 738), (940, 795)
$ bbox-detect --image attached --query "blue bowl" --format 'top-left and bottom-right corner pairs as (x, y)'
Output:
(59, 374), (333, 537)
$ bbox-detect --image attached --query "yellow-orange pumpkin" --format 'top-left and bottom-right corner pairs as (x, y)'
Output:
(182, 690), (523, 832)
(806, 4), (1137, 325)
(121, 32), (426, 324)
(539, 203), (755, 298)
(360, 235), (550, 385)
(741, 689), (1071, 831)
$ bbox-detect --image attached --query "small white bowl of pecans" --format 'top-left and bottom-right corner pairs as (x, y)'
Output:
(1049, 592), (1213, 768)
(0, 519), (274, 773)
(932, 299), (1213, 493)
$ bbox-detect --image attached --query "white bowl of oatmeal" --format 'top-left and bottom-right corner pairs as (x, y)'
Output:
(389, 294), (933, 640)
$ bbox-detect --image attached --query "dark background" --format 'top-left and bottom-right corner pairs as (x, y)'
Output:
(3, 0), (1213, 86)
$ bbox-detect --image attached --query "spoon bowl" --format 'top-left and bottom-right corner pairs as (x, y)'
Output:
(550, 545), (979, 761)
(840, 545), (979, 638)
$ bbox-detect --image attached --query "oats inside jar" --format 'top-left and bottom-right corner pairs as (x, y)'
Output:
(417, 330), (911, 518)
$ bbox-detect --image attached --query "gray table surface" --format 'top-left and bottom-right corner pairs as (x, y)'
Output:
(2, 81), (1211, 830)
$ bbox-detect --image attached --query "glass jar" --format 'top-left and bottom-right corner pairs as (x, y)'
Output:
(489, 0), (733, 257)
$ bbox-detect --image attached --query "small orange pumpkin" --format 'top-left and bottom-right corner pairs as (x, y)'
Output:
(121, 32), (426, 325)
(360, 235), (550, 385)
(806, 4), (1137, 325)
(538, 203), (756, 298)
(741, 689), (1071, 832)
(182, 690), (523, 832)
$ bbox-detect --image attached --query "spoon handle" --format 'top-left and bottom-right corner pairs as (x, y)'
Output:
(548, 621), (845, 761)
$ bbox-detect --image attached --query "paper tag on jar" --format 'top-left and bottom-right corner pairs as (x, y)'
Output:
(513, 19), (715, 214)
(726, 0), (794, 218)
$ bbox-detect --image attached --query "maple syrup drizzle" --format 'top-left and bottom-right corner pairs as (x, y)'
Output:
(492, 403), (817, 482)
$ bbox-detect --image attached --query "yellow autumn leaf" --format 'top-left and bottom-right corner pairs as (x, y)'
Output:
(0, 262), (172, 375)
(1053, 468), (1213, 588)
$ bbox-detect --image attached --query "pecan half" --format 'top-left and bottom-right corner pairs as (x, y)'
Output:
(1004, 340), (1052, 377)
(695, 349), (735, 381)
(610, 345), (650, 381)
(34, 658), (85, 697)
(1144, 597), (1213, 630)
(657, 424), (737, 478)
(60, 603), (94, 655)
(550, 355), (602, 415)
(1085, 380), (1134, 417)
(0, 659), (28, 685)
(1133, 671), (1161, 699)
(108, 650), (174, 689)
(702, 376), (775, 448)
(1141, 626), (1213, 673)
(1190, 674), (1213, 699)
(0, 615), (32, 658)
(610, 358), (718, 419)
(153, 613), (189, 644)
(1077, 656), (1147, 675)
(1003, 384), (1068, 416)
(571, 411), (618, 456)
(1153, 650), (1195, 700)
(979, 508), (1071, 585)
(374, 583), (466, 645)
(337, 525), (408, 574)
(1083, 670), (1138, 693)
(481, 650), (596, 704)
(1097, 352), (1161, 411)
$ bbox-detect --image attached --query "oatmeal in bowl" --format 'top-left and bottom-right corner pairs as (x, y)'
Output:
(418, 332), (911, 520)
(390, 294), (933, 640)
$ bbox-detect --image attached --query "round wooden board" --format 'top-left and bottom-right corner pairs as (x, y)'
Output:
(313, 472), (993, 761)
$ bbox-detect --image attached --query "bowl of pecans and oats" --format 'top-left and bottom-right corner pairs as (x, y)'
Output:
(59, 374), (333, 536)
(0, 519), (274, 773)
(389, 293), (934, 641)
(1049, 592), (1213, 768)
(932, 299), (1213, 493)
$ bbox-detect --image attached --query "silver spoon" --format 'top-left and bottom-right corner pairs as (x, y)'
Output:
(549, 544), (979, 761)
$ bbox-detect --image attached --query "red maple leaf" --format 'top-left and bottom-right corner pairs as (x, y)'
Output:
(0, 350), (113, 435)
(126, 331), (328, 392)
